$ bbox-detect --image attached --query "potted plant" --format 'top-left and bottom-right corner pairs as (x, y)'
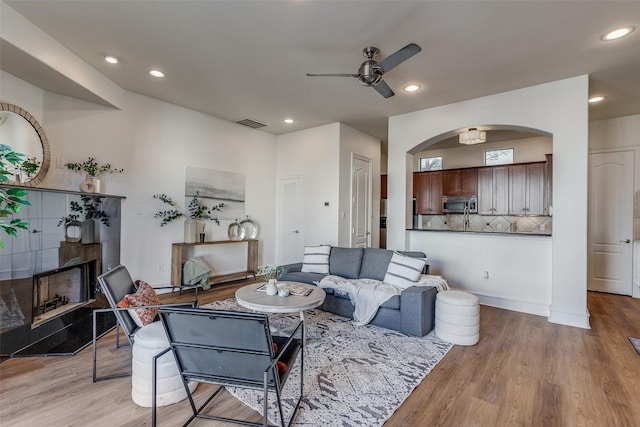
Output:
(64, 157), (124, 193)
(18, 156), (41, 181)
(58, 196), (110, 244)
(154, 191), (224, 243)
(0, 144), (30, 248)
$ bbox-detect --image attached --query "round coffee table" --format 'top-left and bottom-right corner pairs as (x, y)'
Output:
(235, 282), (325, 342)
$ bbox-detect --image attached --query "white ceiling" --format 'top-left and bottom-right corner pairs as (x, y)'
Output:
(2, 1), (640, 142)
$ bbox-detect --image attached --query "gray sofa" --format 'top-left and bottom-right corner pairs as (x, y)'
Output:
(280, 247), (437, 337)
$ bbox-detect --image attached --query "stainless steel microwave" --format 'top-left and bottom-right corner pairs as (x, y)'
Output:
(442, 195), (477, 214)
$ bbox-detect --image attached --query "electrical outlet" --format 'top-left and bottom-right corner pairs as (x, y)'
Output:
(540, 224), (546, 231)
(158, 264), (164, 272)
(56, 158), (65, 168)
(484, 271), (489, 279)
(497, 223), (502, 230)
(427, 221), (432, 227)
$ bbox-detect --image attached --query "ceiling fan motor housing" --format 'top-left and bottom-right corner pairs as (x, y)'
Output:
(357, 60), (384, 86)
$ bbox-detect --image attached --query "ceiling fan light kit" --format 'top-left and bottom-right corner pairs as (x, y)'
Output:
(306, 43), (422, 98)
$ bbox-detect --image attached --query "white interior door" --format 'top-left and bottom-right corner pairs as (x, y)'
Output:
(351, 155), (371, 248)
(277, 176), (303, 265)
(588, 151), (634, 295)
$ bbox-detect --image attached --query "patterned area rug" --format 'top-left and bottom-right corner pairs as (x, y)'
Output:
(629, 337), (640, 356)
(204, 298), (452, 427)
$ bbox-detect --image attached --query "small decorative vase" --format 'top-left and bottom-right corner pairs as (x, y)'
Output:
(81, 219), (96, 244)
(79, 174), (97, 193)
(184, 219), (197, 243)
(65, 220), (82, 242)
(278, 288), (289, 298)
(91, 176), (101, 193)
(265, 280), (278, 296)
(228, 219), (246, 241)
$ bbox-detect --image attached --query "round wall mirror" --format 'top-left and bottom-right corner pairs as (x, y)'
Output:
(0, 103), (50, 186)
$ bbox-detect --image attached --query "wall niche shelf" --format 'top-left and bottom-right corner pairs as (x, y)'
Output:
(171, 239), (258, 287)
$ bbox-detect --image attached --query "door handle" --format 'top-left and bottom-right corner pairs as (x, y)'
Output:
(292, 230), (300, 234)
(620, 239), (631, 243)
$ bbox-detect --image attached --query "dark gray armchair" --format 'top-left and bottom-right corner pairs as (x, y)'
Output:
(92, 264), (196, 382)
(153, 307), (304, 427)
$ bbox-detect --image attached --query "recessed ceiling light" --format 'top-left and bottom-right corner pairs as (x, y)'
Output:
(104, 55), (118, 64)
(149, 70), (165, 78)
(602, 26), (635, 41)
(403, 84), (421, 92)
(588, 96), (606, 103)
(284, 118), (294, 124)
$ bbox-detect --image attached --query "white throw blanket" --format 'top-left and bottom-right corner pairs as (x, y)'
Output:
(316, 274), (449, 326)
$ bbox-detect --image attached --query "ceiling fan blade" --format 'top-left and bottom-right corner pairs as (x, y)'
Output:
(375, 43), (421, 74)
(373, 80), (394, 98)
(306, 73), (359, 77)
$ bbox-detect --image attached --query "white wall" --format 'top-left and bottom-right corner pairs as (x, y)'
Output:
(338, 123), (381, 248)
(413, 136), (553, 171)
(388, 76), (590, 329)
(276, 123), (341, 252)
(410, 232), (552, 316)
(589, 114), (640, 298)
(2, 71), (278, 287)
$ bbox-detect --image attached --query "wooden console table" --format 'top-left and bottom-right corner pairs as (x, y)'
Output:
(171, 239), (258, 286)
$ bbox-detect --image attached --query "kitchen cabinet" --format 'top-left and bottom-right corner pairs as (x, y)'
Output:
(443, 168), (478, 196)
(414, 171), (443, 214)
(381, 174), (387, 199)
(509, 162), (545, 215)
(477, 166), (509, 215)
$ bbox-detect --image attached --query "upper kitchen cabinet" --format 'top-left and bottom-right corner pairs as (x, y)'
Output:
(443, 168), (478, 196)
(509, 162), (545, 215)
(478, 166), (509, 215)
(414, 171), (443, 214)
(381, 175), (387, 199)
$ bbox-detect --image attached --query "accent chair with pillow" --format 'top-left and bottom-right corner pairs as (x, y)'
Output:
(281, 247), (448, 337)
(93, 264), (197, 382)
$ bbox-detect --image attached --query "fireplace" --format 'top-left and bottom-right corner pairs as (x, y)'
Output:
(0, 187), (123, 357)
(31, 261), (95, 328)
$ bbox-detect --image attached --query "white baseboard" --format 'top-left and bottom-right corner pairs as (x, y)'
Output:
(448, 288), (549, 317)
(473, 292), (550, 317)
(548, 308), (591, 329)
(449, 289), (591, 329)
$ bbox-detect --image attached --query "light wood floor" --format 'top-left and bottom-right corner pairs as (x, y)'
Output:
(1, 280), (640, 427)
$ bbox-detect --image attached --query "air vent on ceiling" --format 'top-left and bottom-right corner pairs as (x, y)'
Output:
(235, 118), (268, 129)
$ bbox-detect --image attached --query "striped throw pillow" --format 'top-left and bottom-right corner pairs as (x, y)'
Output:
(301, 245), (331, 274)
(383, 252), (427, 289)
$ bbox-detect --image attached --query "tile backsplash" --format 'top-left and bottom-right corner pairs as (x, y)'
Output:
(415, 214), (552, 235)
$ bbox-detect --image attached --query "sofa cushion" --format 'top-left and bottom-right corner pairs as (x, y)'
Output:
(327, 289), (400, 310)
(329, 247), (364, 279)
(301, 245), (331, 273)
(360, 248), (395, 281)
(282, 271), (326, 285)
(384, 252), (427, 289)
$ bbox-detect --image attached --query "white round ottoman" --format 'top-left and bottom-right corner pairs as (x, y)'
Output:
(435, 290), (480, 346)
(131, 321), (197, 407)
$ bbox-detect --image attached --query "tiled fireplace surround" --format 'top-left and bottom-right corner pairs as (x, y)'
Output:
(415, 214), (552, 235)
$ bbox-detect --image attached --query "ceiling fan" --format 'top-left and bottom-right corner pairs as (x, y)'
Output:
(306, 43), (422, 98)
